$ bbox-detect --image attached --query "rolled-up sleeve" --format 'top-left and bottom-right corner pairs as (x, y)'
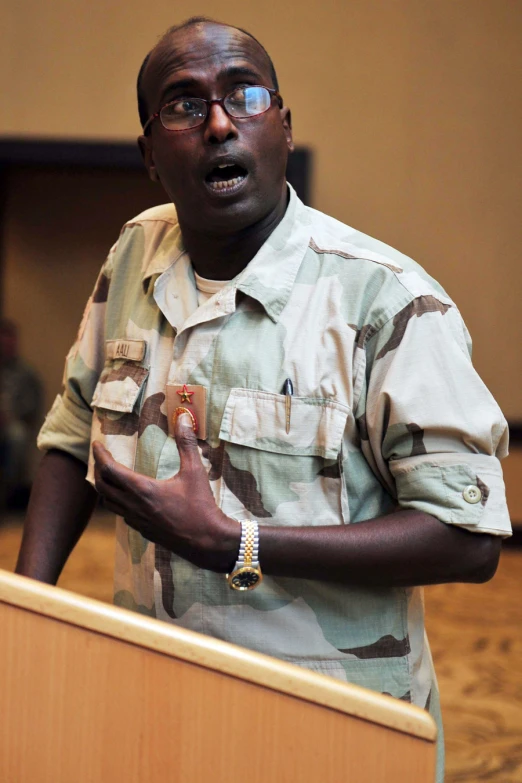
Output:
(362, 295), (511, 537)
(38, 393), (93, 464)
(37, 254), (113, 464)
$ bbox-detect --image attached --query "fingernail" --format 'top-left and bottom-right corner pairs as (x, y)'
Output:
(174, 407), (197, 432)
(178, 412), (193, 428)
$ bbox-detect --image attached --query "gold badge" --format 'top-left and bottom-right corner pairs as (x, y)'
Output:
(166, 384), (207, 439)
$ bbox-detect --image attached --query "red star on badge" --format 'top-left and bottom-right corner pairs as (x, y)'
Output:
(176, 384), (194, 404)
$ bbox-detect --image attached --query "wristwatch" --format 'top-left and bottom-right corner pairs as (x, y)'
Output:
(227, 519), (263, 591)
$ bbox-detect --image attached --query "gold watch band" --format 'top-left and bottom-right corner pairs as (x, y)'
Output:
(242, 520), (256, 567)
(226, 520), (262, 591)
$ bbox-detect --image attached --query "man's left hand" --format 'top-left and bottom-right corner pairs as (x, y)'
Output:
(93, 412), (240, 572)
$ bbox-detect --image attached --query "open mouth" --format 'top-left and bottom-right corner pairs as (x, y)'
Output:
(205, 163), (248, 192)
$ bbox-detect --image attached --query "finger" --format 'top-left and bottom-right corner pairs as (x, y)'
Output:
(93, 442), (122, 493)
(94, 474), (131, 511)
(100, 498), (147, 538)
(92, 441), (116, 479)
(174, 411), (203, 472)
(100, 496), (128, 518)
(93, 440), (146, 493)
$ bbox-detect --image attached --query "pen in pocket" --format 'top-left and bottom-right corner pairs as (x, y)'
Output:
(282, 378), (294, 434)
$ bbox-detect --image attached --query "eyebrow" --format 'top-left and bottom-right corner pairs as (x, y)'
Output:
(223, 65), (264, 82)
(159, 65), (266, 104)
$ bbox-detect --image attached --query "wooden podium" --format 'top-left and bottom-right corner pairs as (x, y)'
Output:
(0, 569), (437, 782)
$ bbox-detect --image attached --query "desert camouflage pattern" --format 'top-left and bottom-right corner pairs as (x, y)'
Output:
(39, 185), (511, 781)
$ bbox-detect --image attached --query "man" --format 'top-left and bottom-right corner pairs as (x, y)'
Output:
(16, 18), (510, 781)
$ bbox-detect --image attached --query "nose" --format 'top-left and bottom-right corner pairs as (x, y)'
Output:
(203, 102), (238, 145)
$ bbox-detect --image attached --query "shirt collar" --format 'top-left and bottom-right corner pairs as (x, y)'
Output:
(141, 184), (312, 322)
(141, 221), (185, 292)
(233, 184), (312, 322)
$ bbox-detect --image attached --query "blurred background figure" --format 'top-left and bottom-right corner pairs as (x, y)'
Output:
(0, 318), (43, 511)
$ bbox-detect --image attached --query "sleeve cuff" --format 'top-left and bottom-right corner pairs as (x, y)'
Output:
(37, 394), (92, 465)
(389, 453), (512, 537)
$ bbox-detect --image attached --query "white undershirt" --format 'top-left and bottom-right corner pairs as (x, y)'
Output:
(194, 271), (231, 306)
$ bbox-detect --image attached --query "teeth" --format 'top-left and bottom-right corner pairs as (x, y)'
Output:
(209, 175), (245, 191)
(217, 163), (232, 169)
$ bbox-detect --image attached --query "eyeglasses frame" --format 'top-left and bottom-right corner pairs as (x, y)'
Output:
(142, 85), (283, 135)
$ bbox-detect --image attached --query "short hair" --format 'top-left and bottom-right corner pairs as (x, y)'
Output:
(137, 17), (280, 129)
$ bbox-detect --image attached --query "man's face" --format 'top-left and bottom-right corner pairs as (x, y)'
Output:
(138, 23), (294, 236)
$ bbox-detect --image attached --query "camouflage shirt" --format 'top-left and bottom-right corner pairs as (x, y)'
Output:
(39, 185), (510, 776)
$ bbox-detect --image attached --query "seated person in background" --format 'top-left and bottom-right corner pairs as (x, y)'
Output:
(16, 18), (511, 783)
(0, 319), (42, 509)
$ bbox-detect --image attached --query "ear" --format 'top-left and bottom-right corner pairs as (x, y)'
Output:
(280, 106), (294, 153)
(137, 135), (160, 182)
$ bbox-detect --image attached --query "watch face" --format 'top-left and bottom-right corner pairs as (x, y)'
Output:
(230, 568), (261, 591)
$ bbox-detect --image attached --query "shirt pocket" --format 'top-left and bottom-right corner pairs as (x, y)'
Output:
(87, 360), (149, 483)
(218, 388), (350, 525)
(91, 360), (149, 413)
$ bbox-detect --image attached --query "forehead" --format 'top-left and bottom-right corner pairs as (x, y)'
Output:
(143, 24), (273, 106)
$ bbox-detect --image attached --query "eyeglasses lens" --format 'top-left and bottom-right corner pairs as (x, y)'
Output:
(160, 87), (272, 130)
(161, 100), (206, 130)
(226, 87), (271, 118)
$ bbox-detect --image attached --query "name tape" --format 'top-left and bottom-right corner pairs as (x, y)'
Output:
(106, 339), (146, 362)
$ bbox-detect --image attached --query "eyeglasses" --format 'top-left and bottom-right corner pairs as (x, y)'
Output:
(143, 85), (283, 134)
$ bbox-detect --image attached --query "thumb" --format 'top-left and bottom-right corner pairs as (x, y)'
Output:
(174, 409), (201, 470)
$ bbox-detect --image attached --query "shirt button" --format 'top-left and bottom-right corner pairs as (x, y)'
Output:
(463, 485), (482, 504)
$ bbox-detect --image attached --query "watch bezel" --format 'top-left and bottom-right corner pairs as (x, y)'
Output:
(227, 566), (263, 591)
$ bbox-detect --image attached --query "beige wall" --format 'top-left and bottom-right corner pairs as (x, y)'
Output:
(2, 0), (521, 419)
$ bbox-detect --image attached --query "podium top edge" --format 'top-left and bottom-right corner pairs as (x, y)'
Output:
(0, 568), (436, 742)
